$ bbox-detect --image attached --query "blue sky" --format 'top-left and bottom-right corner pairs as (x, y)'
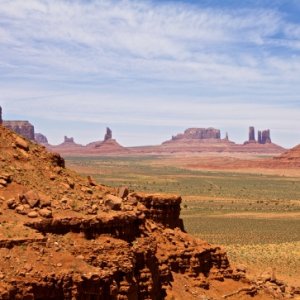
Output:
(0, 0), (299, 147)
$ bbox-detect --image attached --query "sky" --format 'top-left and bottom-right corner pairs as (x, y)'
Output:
(0, 0), (299, 147)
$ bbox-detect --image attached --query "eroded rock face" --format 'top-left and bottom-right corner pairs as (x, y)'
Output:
(35, 133), (48, 144)
(261, 129), (271, 144)
(3, 120), (35, 141)
(0, 105), (2, 125)
(172, 128), (221, 140)
(64, 136), (75, 143)
(0, 124), (297, 299)
(248, 126), (255, 142)
(258, 130), (262, 144)
(275, 144), (300, 164)
(104, 127), (112, 141)
(245, 127), (272, 145)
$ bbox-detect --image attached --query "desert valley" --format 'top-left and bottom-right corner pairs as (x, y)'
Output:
(1, 1), (300, 299)
(0, 105), (300, 299)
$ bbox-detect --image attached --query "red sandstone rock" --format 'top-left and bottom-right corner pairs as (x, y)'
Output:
(0, 112), (296, 299)
(34, 132), (48, 144)
(171, 127), (221, 141)
(104, 127), (112, 141)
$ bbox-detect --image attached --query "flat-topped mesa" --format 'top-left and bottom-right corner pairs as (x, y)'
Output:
(3, 120), (35, 141)
(35, 133), (48, 145)
(172, 127), (221, 141)
(104, 127), (112, 141)
(64, 136), (75, 143)
(0, 105), (35, 140)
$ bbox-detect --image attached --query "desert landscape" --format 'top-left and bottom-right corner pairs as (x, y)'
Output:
(1, 105), (300, 299)
(1, 0), (300, 299)
(65, 150), (300, 285)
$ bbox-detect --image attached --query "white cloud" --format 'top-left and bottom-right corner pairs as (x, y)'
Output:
(0, 0), (299, 147)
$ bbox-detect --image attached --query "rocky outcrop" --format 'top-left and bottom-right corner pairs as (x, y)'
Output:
(246, 127), (272, 144)
(248, 126), (255, 142)
(258, 130), (262, 144)
(128, 192), (184, 230)
(3, 120), (35, 140)
(171, 128), (221, 141)
(0, 105), (35, 140)
(104, 127), (112, 141)
(0, 122), (297, 299)
(50, 136), (84, 150)
(261, 129), (271, 144)
(274, 144), (300, 165)
(64, 136), (75, 143)
(35, 133), (48, 144)
(83, 128), (128, 155)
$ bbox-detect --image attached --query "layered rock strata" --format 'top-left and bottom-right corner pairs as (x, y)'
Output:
(0, 125), (235, 299)
(34, 133), (49, 145)
(171, 128), (221, 141)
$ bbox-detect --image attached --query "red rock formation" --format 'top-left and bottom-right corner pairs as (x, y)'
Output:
(3, 120), (35, 140)
(274, 144), (300, 164)
(171, 128), (221, 141)
(104, 127), (112, 141)
(261, 129), (271, 144)
(0, 123), (298, 299)
(1, 105), (35, 140)
(53, 136), (83, 148)
(225, 132), (229, 141)
(248, 126), (256, 142)
(258, 130), (262, 144)
(35, 133), (48, 145)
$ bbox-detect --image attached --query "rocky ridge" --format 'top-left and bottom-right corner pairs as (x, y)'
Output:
(274, 144), (300, 165)
(0, 105), (285, 155)
(1, 124), (298, 299)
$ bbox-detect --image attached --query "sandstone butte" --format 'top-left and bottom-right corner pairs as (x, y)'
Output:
(48, 127), (285, 156)
(48, 128), (128, 156)
(1, 124), (299, 299)
(0, 105), (286, 156)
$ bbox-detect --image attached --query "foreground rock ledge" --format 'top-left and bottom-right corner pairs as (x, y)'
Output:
(0, 125), (298, 300)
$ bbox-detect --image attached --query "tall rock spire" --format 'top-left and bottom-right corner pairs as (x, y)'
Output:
(248, 126), (255, 142)
(104, 127), (112, 141)
(0, 105), (3, 125)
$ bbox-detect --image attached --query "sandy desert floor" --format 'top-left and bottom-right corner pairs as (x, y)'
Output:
(65, 152), (300, 286)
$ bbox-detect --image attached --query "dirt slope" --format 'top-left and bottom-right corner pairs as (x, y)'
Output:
(275, 144), (300, 163)
(0, 125), (299, 299)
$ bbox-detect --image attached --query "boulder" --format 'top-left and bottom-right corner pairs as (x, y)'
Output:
(118, 186), (129, 199)
(14, 136), (29, 151)
(27, 211), (38, 218)
(104, 195), (122, 210)
(23, 190), (40, 208)
(38, 208), (53, 218)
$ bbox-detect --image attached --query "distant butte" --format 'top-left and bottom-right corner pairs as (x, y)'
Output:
(244, 126), (272, 145)
(34, 133), (49, 145)
(49, 127), (128, 155)
(170, 127), (222, 140)
(0, 106), (287, 156)
(128, 126), (285, 155)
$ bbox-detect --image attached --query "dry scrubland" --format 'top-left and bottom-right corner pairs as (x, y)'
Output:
(66, 155), (300, 285)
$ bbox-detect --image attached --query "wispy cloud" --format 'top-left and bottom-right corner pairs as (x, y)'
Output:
(0, 0), (299, 147)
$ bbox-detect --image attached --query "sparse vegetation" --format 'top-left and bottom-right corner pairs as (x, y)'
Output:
(66, 155), (300, 282)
